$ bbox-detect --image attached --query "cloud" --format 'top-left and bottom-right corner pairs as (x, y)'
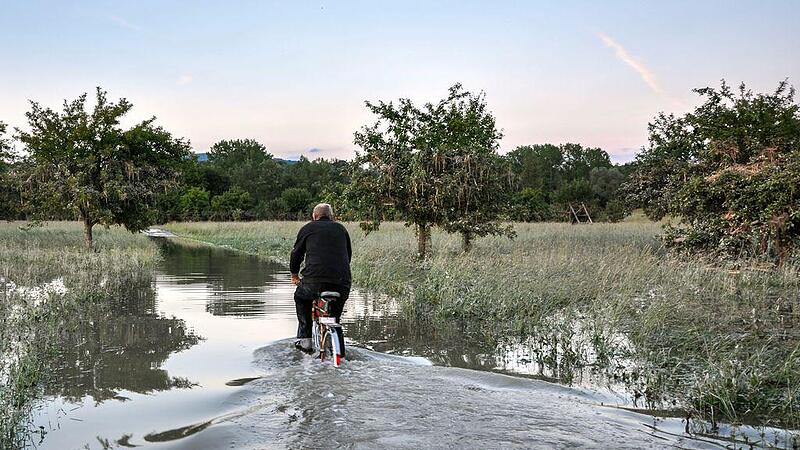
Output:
(108, 15), (142, 32)
(307, 148), (322, 153)
(597, 32), (663, 95)
(177, 75), (193, 86)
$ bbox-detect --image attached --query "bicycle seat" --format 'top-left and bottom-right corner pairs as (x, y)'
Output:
(320, 291), (340, 299)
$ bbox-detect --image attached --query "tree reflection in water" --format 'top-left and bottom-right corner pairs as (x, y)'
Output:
(44, 271), (200, 403)
(157, 240), (287, 317)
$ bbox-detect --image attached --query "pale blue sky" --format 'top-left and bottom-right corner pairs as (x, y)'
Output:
(1, 1), (798, 162)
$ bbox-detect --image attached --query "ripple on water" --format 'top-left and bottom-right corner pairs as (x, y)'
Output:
(150, 339), (793, 449)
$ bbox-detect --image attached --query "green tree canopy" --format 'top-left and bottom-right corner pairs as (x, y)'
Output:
(210, 187), (251, 221)
(507, 144), (563, 197)
(623, 80), (800, 262)
(561, 143), (611, 181)
(16, 88), (190, 248)
(279, 187), (313, 218)
(208, 139), (282, 209)
(0, 122), (22, 219)
(0, 122), (11, 167)
(350, 83), (513, 256)
(589, 167), (625, 205)
(180, 187), (210, 220)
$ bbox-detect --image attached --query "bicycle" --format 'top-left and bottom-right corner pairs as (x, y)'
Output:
(311, 291), (346, 367)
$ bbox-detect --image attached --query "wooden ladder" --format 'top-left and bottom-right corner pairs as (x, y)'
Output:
(568, 203), (593, 224)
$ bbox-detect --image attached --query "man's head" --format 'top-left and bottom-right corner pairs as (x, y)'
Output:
(312, 203), (334, 221)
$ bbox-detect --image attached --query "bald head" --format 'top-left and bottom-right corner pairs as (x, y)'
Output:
(312, 203), (334, 220)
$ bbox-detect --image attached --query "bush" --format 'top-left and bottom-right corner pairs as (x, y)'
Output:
(211, 187), (252, 221)
(624, 80), (800, 263)
(180, 187), (210, 221)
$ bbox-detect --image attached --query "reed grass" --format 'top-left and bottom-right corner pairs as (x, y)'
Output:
(0, 222), (159, 449)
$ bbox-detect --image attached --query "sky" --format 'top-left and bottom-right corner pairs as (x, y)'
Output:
(1, 1), (798, 163)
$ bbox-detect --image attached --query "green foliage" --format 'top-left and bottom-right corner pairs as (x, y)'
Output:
(182, 155), (231, 196)
(507, 143), (624, 222)
(589, 167), (625, 206)
(279, 187), (312, 218)
(0, 122), (11, 166)
(561, 142), (612, 181)
(510, 187), (554, 222)
(555, 179), (593, 204)
(624, 80), (800, 262)
(210, 187), (251, 220)
(208, 139), (281, 213)
(507, 144), (563, 196)
(180, 187), (210, 220)
(0, 123), (22, 220)
(350, 83), (514, 255)
(152, 147), (351, 222)
(15, 88), (190, 247)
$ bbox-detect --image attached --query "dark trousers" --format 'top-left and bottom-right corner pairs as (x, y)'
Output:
(294, 280), (350, 338)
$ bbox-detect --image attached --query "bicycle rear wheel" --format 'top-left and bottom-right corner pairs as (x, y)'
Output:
(321, 329), (333, 362)
(329, 326), (345, 367)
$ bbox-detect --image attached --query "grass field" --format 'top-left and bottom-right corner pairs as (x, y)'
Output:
(0, 222), (159, 448)
(167, 220), (800, 431)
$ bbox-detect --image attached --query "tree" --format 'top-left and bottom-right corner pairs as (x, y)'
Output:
(507, 144), (563, 199)
(623, 80), (800, 262)
(279, 187), (312, 218)
(561, 143), (612, 182)
(555, 179), (593, 205)
(182, 155), (231, 196)
(17, 88), (190, 248)
(207, 139), (281, 211)
(211, 187), (251, 220)
(0, 122), (22, 220)
(621, 113), (704, 219)
(350, 83), (513, 256)
(0, 122), (11, 167)
(510, 187), (553, 222)
(180, 187), (210, 220)
(590, 167), (625, 206)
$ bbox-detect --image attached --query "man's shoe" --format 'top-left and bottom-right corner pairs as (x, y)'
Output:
(294, 338), (312, 353)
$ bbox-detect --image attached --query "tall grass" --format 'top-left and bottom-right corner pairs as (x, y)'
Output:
(167, 220), (800, 431)
(0, 222), (160, 449)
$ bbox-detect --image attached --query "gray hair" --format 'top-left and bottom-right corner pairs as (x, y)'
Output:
(313, 203), (334, 220)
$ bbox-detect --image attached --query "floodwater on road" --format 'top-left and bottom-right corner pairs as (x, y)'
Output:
(30, 240), (794, 449)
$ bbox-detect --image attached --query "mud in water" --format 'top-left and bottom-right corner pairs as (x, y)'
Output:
(29, 240), (795, 449)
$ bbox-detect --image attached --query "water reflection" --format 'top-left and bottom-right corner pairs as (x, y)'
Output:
(158, 240), (289, 317)
(44, 276), (200, 404)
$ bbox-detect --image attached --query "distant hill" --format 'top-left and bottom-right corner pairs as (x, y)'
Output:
(193, 152), (298, 165)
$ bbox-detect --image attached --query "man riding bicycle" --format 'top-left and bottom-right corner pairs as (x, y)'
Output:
(290, 203), (352, 352)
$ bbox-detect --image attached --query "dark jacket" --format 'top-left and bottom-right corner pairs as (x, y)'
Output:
(289, 217), (352, 288)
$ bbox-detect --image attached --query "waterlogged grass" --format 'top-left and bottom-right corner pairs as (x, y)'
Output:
(0, 222), (160, 449)
(166, 221), (800, 432)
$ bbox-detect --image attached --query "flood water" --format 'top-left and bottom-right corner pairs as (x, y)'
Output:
(30, 240), (794, 449)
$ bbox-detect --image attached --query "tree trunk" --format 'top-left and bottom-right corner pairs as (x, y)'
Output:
(82, 214), (94, 250)
(416, 223), (430, 259)
(461, 232), (473, 253)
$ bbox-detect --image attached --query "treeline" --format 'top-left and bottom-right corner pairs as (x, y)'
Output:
(0, 128), (630, 225)
(158, 141), (351, 222)
(162, 141), (631, 223)
(507, 144), (632, 222)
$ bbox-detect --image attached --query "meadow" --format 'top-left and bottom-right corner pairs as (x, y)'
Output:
(167, 220), (800, 431)
(0, 222), (160, 448)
